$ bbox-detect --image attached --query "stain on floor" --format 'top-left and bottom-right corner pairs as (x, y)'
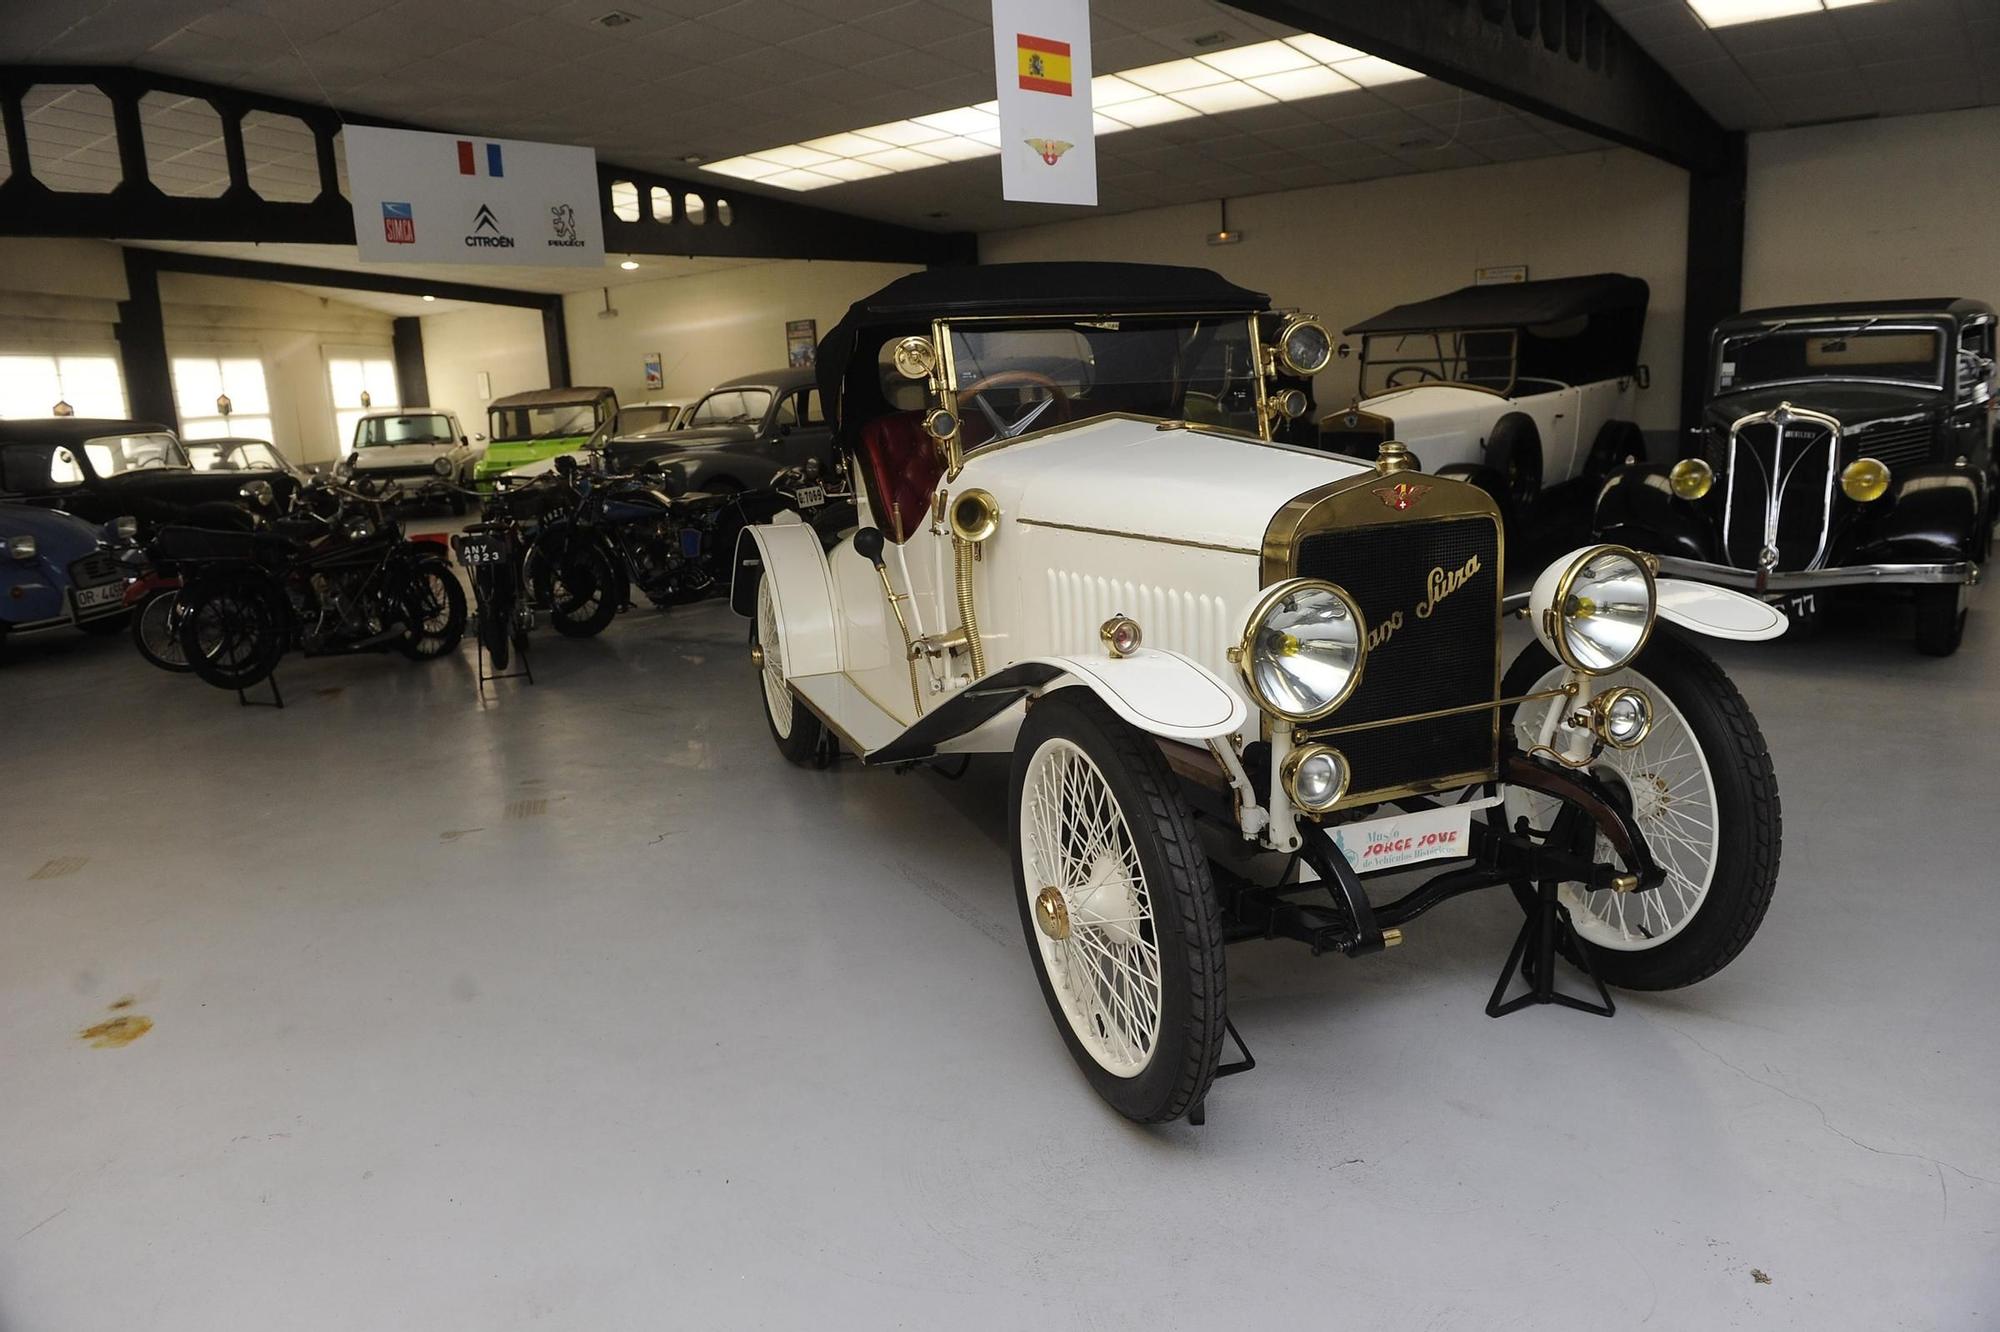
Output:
(439, 828), (485, 841)
(108, 995), (135, 1010)
(79, 1015), (152, 1048)
(30, 856), (88, 880)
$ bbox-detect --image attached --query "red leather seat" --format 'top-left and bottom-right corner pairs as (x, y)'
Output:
(856, 411), (943, 543)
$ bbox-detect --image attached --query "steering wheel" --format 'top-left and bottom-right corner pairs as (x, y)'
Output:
(959, 370), (1072, 447)
(1385, 366), (1443, 388)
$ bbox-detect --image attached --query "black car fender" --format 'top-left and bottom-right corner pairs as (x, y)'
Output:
(1862, 462), (1989, 562)
(1591, 463), (1719, 562)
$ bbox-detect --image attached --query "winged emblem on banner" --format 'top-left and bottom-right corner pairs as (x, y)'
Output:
(1025, 138), (1074, 165)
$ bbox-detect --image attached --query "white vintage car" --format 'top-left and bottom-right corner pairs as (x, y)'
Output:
(337, 408), (481, 514)
(736, 264), (1788, 1125)
(1319, 274), (1652, 518)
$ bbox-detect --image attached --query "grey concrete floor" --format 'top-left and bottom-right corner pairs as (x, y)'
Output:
(1, 584), (1995, 1331)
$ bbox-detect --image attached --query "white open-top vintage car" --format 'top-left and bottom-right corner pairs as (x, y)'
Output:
(734, 264), (1788, 1124)
(1319, 274), (1652, 518)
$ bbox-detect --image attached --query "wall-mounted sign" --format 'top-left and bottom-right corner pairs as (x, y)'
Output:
(643, 353), (664, 390)
(1475, 264), (1529, 285)
(786, 320), (818, 369)
(992, 0), (1096, 206)
(345, 124), (604, 268)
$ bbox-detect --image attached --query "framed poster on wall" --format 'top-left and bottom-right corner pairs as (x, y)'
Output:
(786, 320), (817, 369)
(643, 353), (663, 390)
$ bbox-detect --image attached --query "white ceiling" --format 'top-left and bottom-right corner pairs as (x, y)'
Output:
(1599, 0), (2000, 130)
(2, 0), (1613, 234)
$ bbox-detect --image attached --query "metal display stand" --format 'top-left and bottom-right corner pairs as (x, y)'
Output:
(236, 672), (284, 709)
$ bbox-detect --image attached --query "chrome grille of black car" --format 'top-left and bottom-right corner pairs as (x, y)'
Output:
(1293, 517), (1501, 804)
(68, 550), (122, 586)
(1722, 419), (1836, 572)
(1843, 420), (1932, 474)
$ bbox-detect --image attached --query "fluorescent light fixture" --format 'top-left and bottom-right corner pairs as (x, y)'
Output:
(421, 293), (435, 301)
(702, 35), (1421, 191)
(1685, 0), (1887, 25)
(619, 259), (639, 269)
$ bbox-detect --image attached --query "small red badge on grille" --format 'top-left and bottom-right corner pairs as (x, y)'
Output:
(1373, 482), (1431, 511)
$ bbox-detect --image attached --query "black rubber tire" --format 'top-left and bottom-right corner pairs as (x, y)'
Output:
(1485, 415), (1543, 524)
(476, 570), (513, 672)
(130, 588), (190, 672)
(1914, 584), (1966, 657)
(450, 483), (470, 518)
(395, 558), (466, 660)
(1008, 690), (1226, 1124)
(1586, 420), (1646, 482)
(1497, 631), (1781, 990)
(177, 571), (289, 691)
(548, 546), (619, 638)
(751, 574), (825, 765)
(77, 611), (130, 636)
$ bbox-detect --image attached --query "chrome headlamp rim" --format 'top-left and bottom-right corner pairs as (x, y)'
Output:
(1587, 685), (1653, 750)
(1235, 576), (1368, 723)
(1547, 543), (1657, 676)
(1274, 316), (1333, 377)
(1280, 742), (1350, 814)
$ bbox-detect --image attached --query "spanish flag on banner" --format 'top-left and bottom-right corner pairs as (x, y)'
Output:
(1017, 33), (1072, 96)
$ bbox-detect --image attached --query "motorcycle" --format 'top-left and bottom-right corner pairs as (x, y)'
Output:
(452, 483), (536, 674)
(163, 475), (466, 691)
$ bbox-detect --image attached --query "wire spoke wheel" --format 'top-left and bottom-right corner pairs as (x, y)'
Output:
(132, 589), (190, 672)
(396, 562), (466, 660)
(177, 575), (286, 690)
(755, 576), (794, 738)
(1021, 737), (1163, 1075)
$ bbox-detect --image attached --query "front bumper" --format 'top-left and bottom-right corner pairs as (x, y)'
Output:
(351, 471), (455, 501)
(1654, 554), (1978, 592)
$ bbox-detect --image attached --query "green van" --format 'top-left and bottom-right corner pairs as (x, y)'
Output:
(474, 386), (618, 488)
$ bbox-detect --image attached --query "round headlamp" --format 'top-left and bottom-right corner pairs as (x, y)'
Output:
(1531, 545), (1657, 675)
(1280, 743), (1349, 814)
(239, 479), (274, 507)
(7, 534), (37, 562)
(1586, 686), (1653, 750)
(433, 455), (454, 476)
(1234, 578), (1367, 722)
(1274, 317), (1333, 376)
(1099, 614), (1142, 658)
(1840, 456), (1890, 502)
(1669, 457), (1713, 500)
(110, 515), (139, 542)
(1269, 388), (1308, 420)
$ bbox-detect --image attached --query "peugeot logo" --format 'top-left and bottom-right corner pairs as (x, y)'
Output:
(474, 203), (500, 234)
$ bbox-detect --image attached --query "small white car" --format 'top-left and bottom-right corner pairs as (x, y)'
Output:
(1320, 274), (1652, 518)
(337, 409), (481, 514)
(737, 264), (1790, 1125)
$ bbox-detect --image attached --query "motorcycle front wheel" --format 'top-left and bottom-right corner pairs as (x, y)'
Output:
(177, 571), (289, 691)
(549, 546), (619, 638)
(396, 559), (467, 660)
(131, 587), (190, 672)
(475, 566), (515, 670)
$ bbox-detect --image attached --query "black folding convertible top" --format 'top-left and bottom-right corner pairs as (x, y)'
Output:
(817, 262), (1269, 432)
(1345, 274), (1649, 336)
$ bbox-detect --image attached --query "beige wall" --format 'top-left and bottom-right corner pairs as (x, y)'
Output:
(1744, 105), (2000, 310)
(981, 148), (1692, 431)
(416, 305), (550, 442)
(559, 259), (920, 406)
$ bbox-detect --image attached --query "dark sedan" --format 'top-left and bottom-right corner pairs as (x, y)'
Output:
(0, 418), (297, 531)
(602, 368), (834, 492)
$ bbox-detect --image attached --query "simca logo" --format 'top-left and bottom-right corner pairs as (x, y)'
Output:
(1025, 138), (1074, 165)
(1415, 553), (1482, 619)
(1372, 481), (1430, 511)
(381, 200), (414, 244)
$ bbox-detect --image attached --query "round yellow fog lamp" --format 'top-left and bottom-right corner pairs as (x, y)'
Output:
(1840, 456), (1890, 503)
(1668, 457), (1713, 501)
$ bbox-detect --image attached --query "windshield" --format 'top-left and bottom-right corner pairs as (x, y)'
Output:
(941, 315), (1261, 447)
(86, 432), (190, 476)
(1360, 330), (1518, 395)
(1719, 322), (1945, 392)
(688, 389), (772, 427)
(188, 440), (284, 472)
(488, 402), (603, 442)
(618, 405), (681, 433)
(355, 413), (456, 446)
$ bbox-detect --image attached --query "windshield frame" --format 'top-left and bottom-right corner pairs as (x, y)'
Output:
(81, 431), (192, 478)
(1358, 329), (1517, 398)
(354, 412), (457, 447)
(686, 387), (775, 430)
(1715, 318), (1951, 395)
(486, 398), (609, 443)
(935, 311), (1270, 470)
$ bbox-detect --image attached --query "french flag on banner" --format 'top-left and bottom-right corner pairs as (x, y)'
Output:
(456, 140), (503, 177)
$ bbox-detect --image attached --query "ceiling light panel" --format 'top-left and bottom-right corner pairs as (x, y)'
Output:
(1685, 0), (1887, 26)
(702, 36), (1422, 191)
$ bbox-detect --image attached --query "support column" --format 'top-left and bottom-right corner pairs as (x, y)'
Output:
(391, 316), (430, 407)
(116, 248), (176, 428)
(1680, 133), (1748, 443)
(541, 298), (570, 390)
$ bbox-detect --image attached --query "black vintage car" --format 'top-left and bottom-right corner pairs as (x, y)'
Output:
(1594, 298), (1994, 655)
(0, 418), (295, 532)
(602, 367), (835, 492)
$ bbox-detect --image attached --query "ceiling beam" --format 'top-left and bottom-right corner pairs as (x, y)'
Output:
(0, 64), (970, 265)
(1222, 0), (1730, 173)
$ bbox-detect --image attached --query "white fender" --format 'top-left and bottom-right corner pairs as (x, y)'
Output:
(1655, 578), (1788, 641)
(734, 522), (841, 677)
(1024, 647), (1249, 741)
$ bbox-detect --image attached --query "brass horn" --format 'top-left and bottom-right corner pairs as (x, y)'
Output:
(948, 488), (1001, 543)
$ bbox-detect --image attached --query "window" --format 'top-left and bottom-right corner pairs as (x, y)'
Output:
(687, 388), (772, 427)
(0, 354), (127, 419)
(488, 401), (603, 442)
(775, 388), (822, 429)
(188, 439), (287, 473)
(173, 356), (274, 440)
(353, 412), (456, 447)
(327, 355), (398, 446)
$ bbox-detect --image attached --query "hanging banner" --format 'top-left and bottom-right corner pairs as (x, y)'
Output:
(344, 124), (605, 268)
(991, 0), (1096, 206)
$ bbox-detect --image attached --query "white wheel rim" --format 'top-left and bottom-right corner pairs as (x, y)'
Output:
(1019, 737), (1163, 1076)
(1507, 665), (1721, 950)
(755, 580), (793, 739)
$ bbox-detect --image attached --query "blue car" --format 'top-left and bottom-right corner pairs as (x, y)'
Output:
(1, 501), (134, 647)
